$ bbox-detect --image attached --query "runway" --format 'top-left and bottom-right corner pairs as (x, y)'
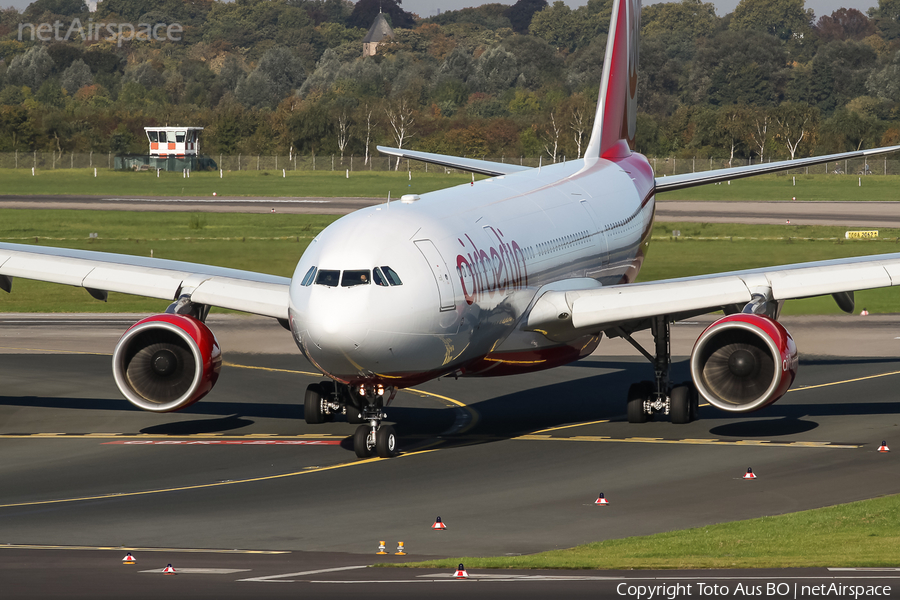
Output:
(1, 315), (899, 598)
(3, 194), (900, 227)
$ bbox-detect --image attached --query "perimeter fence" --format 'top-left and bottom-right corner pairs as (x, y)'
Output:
(2, 152), (900, 176)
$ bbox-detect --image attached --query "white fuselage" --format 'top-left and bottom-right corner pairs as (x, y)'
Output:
(288, 154), (656, 387)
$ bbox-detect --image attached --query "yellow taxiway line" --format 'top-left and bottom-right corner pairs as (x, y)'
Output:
(0, 449), (438, 510)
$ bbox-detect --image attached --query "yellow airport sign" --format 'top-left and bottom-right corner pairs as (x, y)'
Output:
(845, 230), (878, 239)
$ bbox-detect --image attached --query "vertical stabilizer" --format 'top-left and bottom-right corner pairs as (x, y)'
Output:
(584, 0), (640, 160)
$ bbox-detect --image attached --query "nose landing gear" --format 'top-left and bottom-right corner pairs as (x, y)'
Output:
(352, 384), (398, 458)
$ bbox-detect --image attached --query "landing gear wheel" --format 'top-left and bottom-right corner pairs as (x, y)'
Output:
(684, 380), (700, 421)
(354, 425), (373, 458)
(304, 383), (325, 424)
(670, 385), (691, 424)
(319, 380), (336, 422)
(627, 381), (652, 423)
(375, 425), (398, 458)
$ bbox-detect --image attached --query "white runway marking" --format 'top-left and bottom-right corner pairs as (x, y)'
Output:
(237, 565), (368, 582)
(140, 568), (251, 574)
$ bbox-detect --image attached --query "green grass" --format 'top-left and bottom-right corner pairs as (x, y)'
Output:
(642, 221), (900, 315)
(387, 493), (900, 570)
(659, 173), (900, 202)
(0, 211), (898, 313)
(0, 168), (476, 198)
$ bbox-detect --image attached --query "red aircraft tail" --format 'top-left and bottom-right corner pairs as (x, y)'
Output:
(584, 0), (640, 160)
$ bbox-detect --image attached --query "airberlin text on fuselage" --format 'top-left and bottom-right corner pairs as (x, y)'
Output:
(456, 227), (528, 305)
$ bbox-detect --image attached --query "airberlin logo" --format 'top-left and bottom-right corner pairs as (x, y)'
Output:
(456, 227), (528, 305)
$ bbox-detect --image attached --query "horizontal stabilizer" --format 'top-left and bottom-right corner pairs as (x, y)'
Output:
(376, 146), (531, 177)
(655, 145), (900, 193)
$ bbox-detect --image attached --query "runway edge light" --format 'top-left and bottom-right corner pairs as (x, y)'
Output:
(454, 564), (469, 579)
(595, 493), (609, 505)
(743, 467), (757, 479)
(879, 441), (890, 453)
(432, 516), (447, 530)
(163, 564), (176, 574)
(122, 552), (136, 565)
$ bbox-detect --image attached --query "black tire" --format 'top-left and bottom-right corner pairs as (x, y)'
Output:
(304, 383), (325, 424)
(346, 402), (366, 424)
(375, 425), (398, 458)
(684, 380), (700, 421)
(670, 385), (690, 424)
(627, 381), (652, 423)
(354, 425), (372, 458)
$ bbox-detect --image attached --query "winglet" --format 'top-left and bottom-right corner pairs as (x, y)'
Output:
(584, 0), (640, 160)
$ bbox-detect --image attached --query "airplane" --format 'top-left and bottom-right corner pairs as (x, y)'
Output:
(3, 0), (900, 459)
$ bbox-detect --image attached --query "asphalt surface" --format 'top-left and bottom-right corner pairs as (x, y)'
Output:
(4, 194), (900, 226)
(1, 196), (900, 598)
(1, 316), (900, 598)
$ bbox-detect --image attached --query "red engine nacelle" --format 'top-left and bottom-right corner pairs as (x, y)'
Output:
(690, 314), (798, 413)
(112, 314), (222, 412)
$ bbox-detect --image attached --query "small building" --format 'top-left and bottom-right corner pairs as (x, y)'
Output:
(145, 126), (203, 158)
(363, 12), (394, 56)
(115, 126), (215, 172)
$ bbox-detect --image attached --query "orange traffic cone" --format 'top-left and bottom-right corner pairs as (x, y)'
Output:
(743, 468), (756, 479)
(595, 493), (609, 505)
(454, 563), (469, 579)
(879, 441), (890, 453)
(432, 516), (447, 531)
(122, 553), (136, 565)
(376, 541), (387, 555)
(163, 564), (176, 574)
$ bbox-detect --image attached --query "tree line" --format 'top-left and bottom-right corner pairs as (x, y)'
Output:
(1, 0), (900, 162)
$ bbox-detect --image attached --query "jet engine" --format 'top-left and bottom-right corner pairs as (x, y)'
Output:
(112, 314), (222, 412)
(690, 314), (797, 413)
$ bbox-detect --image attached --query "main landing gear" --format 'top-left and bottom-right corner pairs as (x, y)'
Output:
(620, 316), (699, 424)
(304, 381), (398, 458)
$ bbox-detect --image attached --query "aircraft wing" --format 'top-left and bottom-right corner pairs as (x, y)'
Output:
(376, 146), (532, 177)
(654, 145), (900, 192)
(0, 242), (291, 319)
(526, 252), (900, 335)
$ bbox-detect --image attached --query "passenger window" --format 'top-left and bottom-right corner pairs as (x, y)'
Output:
(342, 270), (370, 287)
(176, 131), (186, 143)
(300, 266), (317, 286)
(381, 266), (403, 286)
(158, 131), (167, 143)
(373, 267), (389, 287)
(315, 270), (340, 287)
(148, 131), (158, 142)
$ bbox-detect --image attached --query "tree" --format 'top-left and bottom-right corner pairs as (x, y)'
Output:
(774, 102), (818, 159)
(869, 0), (900, 40)
(729, 0), (814, 41)
(814, 8), (876, 42)
(335, 109), (351, 163)
(60, 59), (93, 95)
(384, 97), (415, 169)
(6, 46), (55, 92)
(539, 112), (562, 162)
(505, 0), (548, 34)
(747, 108), (772, 161)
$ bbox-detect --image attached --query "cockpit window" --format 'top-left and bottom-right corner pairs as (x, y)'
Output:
(380, 266), (403, 286)
(341, 270), (370, 287)
(373, 267), (389, 287)
(315, 270), (340, 287)
(300, 266), (317, 286)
